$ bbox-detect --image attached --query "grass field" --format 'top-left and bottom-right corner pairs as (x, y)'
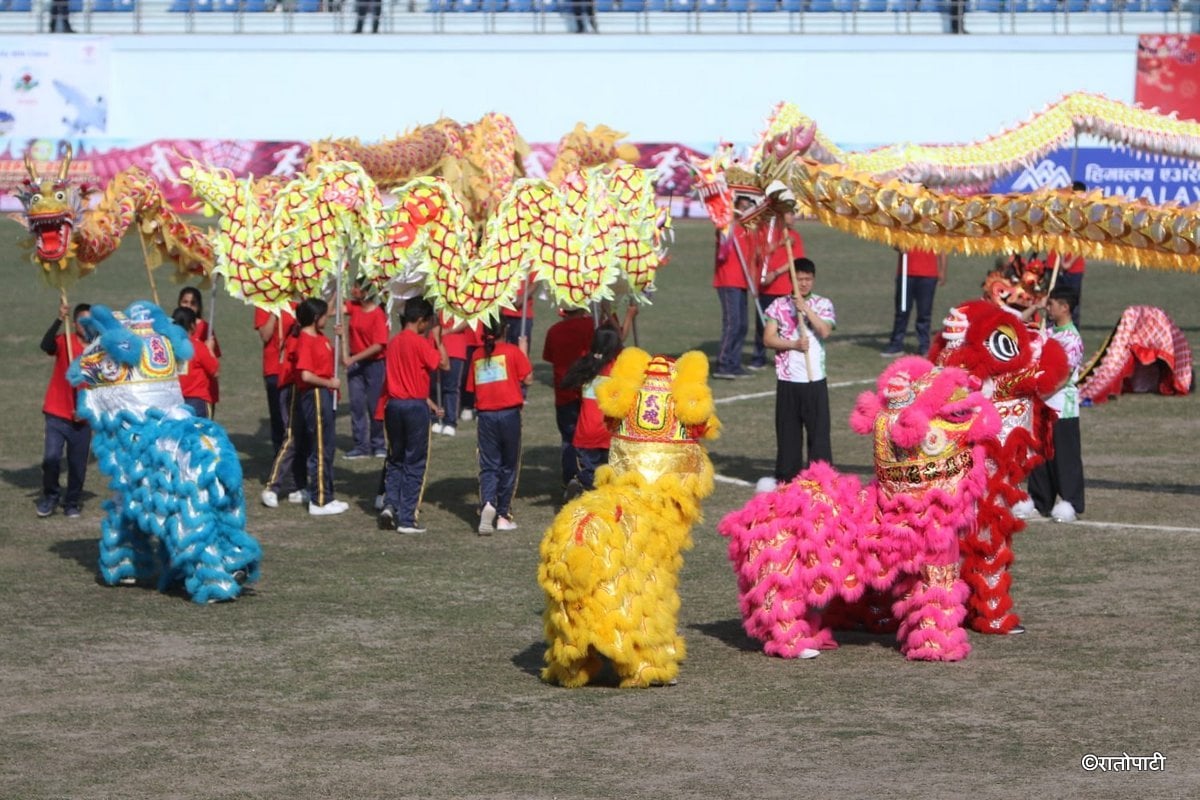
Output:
(1, 218), (1198, 798)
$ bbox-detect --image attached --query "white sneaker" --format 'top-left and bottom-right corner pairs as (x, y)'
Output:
(440, 425), (456, 437)
(1011, 498), (1036, 520)
(309, 499), (349, 516)
(478, 502), (497, 535)
(799, 648), (821, 659)
(460, 409), (474, 422)
(374, 493), (385, 511)
(261, 489), (279, 508)
(287, 490), (309, 505)
(755, 477), (778, 494)
(496, 516), (518, 531)
(431, 422), (444, 435)
(1050, 500), (1078, 523)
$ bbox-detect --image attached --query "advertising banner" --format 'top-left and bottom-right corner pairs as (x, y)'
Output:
(1136, 34), (1200, 124)
(0, 38), (109, 140)
(989, 146), (1200, 206)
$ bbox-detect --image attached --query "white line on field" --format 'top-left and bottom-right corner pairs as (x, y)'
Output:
(1025, 518), (1200, 534)
(714, 378), (874, 405)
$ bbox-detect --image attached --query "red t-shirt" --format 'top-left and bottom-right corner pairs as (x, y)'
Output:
(438, 313), (475, 361)
(900, 250), (941, 278)
(278, 333), (301, 389)
(501, 277), (537, 320)
(255, 306), (297, 379)
(42, 332), (86, 420)
(761, 229), (805, 296)
(713, 225), (758, 289)
(542, 314), (595, 406)
(385, 328), (441, 401)
(194, 318), (222, 358)
(1047, 251), (1085, 276)
(572, 363), (614, 450)
(467, 342), (532, 411)
(178, 335), (219, 403)
(346, 301), (389, 361)
(295, 330), (335, 391)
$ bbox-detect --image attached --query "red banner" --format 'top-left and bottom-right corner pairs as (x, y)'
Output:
(1136, 35), (1200, 123)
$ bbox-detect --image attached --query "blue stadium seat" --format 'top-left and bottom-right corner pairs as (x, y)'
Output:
(645, 0), (668, 9)
(724, 0), (748, 9)
(243, 0), (269, 9)
(861, 0), (889, 9)
(0, 0), (33, 10)
(1122, 0), (1143, 8)
(667, 0), (694, 9)
(698, 0), (723, 8)
(620, 0), (644, 8)
(889, 0), (917, 9)
(915, 0), (941, 9)
(294, 0), (320, 9)
(750, 0), (776, 9)
(807, 0), (834, 9)
(68, 0), (82, 9)
(780, 0), (802, 9)
(217, 0), (240, 10)
(1145, 0), (1174, 9)
(973, 0), (1004, 10)
(1064, 0), (1085, 9)
(480, 0), (506, 9)
(591, 0), (614, 9)
(831, 0), (852, 9)
(1029, 0), (1058, 10)
(1088, 0), (1114, 9)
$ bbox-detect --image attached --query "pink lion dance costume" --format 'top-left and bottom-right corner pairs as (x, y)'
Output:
(928, 300), (1068, 634)
(719, 357), (1000, 662)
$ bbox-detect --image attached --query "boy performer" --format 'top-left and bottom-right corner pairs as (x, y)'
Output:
(541, 307), (595, 493)
(379, 298), (448, 534)
(1027, 287), (1086, 522)
(762, 258), (835, 487)
(37, 302), (92, 518)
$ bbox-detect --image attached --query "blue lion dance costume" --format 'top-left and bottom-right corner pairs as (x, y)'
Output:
(68, 301), (261, 604)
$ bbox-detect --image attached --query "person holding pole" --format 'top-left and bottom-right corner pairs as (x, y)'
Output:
(882, 248), (946, 358)
(713, 197), (761, 379)
(36, 302), (92, 518)
(338, 278), (389, 459)
(751, 211), (804, 371)
(761, 257), (835, 490)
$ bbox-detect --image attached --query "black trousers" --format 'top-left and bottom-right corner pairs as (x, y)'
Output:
(1028, 417), (1085, 515)
(354, 0), (381, 32)
(774, 378), (831, 483)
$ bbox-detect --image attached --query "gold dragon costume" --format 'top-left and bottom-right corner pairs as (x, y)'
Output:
(539, 348), (719, 688)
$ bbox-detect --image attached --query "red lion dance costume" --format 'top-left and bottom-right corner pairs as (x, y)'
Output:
(928, 299), (1068, 634)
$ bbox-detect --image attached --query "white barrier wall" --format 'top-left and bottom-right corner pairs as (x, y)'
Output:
(105, 34), (1138, 146)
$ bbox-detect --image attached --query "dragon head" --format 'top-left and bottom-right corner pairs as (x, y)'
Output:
(13, 145), (82, 268)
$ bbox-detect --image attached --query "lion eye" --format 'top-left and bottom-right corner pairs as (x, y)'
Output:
(985, 328), (1019, 362)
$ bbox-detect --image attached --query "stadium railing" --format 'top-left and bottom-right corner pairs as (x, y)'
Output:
(1, 0), (1195, 34)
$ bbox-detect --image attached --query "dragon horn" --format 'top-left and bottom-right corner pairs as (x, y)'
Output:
(58, 143), (73, 182)
(23, 149), (39, 183)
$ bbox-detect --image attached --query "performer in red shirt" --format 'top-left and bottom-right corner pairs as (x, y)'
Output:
(178, 287), (221, 414)
(429, 311), (474, 437)
(882, 248), (946, 357)
(541, 307), (595, 492)
(339, 280), (389, 458)
(36, 302), (92, 518)
(293, 298), (347, 516)
(255, 303), (297, 457)
(713, 198), (760, 379)
(501, 275), (537, 353)
(561, 326), (622, 497)
(379, 297), (448, 534)
(172, 306), (220, 419)
(467, 318), (533, 534)
(261, 318), (308, 509)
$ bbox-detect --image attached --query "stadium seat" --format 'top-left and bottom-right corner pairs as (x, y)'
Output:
(724, 0), (748, 9)
(915, 0), (941, 10)
(698, 0), (723, 8)
(480, 0), (506, 10)
(780, 0), (802, 9)
(861, 0), (889, 9)
(294, 0), (320, 9)
(1, 0), (33, 9)
(243, 0), (269, 9)
(1064, 0), (1085, 10)
(667, 0), (694, 9)
(807, 0), (834, 9)
(457, 0), (479, 9)
(591, 0), (615, 10)
(645, 0), (668, 9)
(889, 0), (917, 9)
(1146, 0), (1174, 9)
(1088, 0), (1114, 9)
(1122, 0), (1144, 8)
(973, 0), (1004, 10)
(749, 0), (776, 9)
(1029, 0), (1058, 10)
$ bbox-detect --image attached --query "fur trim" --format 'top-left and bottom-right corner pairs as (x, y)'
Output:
(597, 347), (652, 419)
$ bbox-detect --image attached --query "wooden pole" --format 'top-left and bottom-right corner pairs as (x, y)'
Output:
(60, 288), (74, 362)
(784, 233), (815, 381)
(136, 226), (161, 307)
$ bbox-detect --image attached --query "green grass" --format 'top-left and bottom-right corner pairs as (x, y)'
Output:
(1, 219), (1198, 798)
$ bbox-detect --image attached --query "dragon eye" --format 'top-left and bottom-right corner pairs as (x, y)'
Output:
(985, 326), (1019, 362)
(31, 193), (42, 205)
(54, 191), (65, 201)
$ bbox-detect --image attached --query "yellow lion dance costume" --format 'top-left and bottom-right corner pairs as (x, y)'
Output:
(538, 348), (719, 688)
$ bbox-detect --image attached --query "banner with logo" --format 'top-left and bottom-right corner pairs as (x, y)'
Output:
(0, 38), (109, 140)
(1136, 34), (1200, 124)
(989, 146), (1200, 205)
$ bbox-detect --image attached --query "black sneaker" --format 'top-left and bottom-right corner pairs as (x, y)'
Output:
(36, 496), (57, 518)
(378, 506), (396, 530)
(64, 505), (82, 518)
